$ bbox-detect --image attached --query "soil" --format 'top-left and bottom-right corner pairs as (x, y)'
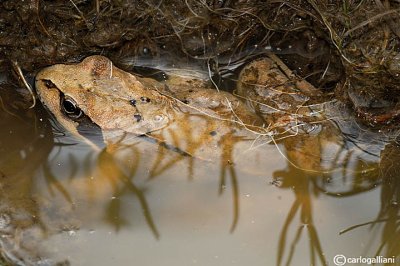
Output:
(1, 0), (400, 126)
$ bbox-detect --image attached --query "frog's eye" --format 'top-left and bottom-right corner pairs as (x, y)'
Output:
(61, 95), (82, 119)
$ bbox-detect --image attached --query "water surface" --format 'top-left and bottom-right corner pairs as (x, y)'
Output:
(1, 74), (399, 266)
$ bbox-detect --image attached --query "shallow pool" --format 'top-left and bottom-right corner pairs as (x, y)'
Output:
(1, 75), (399, 266)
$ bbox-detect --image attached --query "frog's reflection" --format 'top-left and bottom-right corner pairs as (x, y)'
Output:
(0, 85), (57, 264)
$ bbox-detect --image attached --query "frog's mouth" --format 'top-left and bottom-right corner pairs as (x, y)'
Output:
(74, 113), (105, 148)
(36, 78), (105, 149)
(58, 91), (105, 148)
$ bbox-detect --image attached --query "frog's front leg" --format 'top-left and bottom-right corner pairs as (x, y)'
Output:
(235, 54), (323, 133)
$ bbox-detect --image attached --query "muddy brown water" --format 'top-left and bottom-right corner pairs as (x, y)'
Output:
(1, 72), (400, 266)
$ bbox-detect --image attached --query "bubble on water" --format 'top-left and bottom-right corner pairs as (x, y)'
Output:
(67, 230), (76, 237)
(61, 226), (79, 237)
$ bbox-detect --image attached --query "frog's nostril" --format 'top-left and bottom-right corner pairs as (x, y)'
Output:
(42, 79), (57, 89)
(209, 131), (217, 136)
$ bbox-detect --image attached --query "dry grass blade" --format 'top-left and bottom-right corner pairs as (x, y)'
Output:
(68, 0), (92, 28)
(95, 0), (100, 14)
(11, 61), (36, 108)
(343, 8), (400, 37)
(305, 0), (354, 65)
(155, 88), (272, 136)
(375, 0), (400, 38)
(35, 0), (51, 37)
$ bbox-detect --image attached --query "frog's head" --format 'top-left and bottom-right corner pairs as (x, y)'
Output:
(35, 55), (173, 145)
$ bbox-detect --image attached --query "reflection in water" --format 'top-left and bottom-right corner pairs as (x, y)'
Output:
(2, 81), (400, 265)
(274, 166), (326, 266)
(338, 142), (400, 262)
(267, 102), (392, 266)
(0, 83), (56, 264)
(97, 149), (159, 237)
(274, 133), (330, 266)
(376, 143), (400, 260)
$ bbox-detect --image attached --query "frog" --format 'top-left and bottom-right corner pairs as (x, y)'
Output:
(35, 54), (321, 162)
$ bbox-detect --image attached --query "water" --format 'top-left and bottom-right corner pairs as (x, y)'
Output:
(1, 74), (399, 266)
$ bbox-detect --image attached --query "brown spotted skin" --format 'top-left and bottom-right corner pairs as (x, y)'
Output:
(35, 55), (266, 156)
